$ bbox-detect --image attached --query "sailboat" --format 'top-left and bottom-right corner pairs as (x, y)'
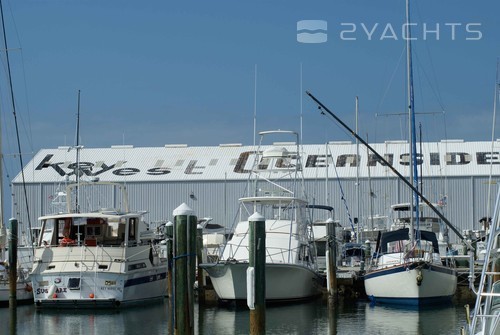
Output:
(0, 0), (34, 306)
(363, 0), (457, 305)
(201, 130), (323, 301)
(0, 221), (33, 305)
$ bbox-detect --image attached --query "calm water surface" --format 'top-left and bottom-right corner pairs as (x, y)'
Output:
(0, 297), (470, 334)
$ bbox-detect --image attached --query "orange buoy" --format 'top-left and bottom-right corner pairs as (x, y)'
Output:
(52, 293), (57, 299)
(89, 293), (95, 299)
(25, 284), (33, 292)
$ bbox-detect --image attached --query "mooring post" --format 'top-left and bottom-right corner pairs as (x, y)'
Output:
(326, 218), (338, 300)
(364, 240), (372, 271)
(165, 220), (174, 335)
(172, 203), (197, 335)
(196, 223), (206, 304)
(327, 296), (338, 335)
(165, 221), (174, 298)
(248, 212), (265, 334)
(8, 218), (18, 309)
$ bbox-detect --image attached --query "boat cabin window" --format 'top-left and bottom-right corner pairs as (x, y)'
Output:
(298, 245), (312, 262)
(86, 225), (101, 236)
(492, 281), (500, 306)
(39, 219), (54, 246)
(37, 216), (137, 247)
(58, 218), (78, 245)
(315, 240), (326, 257)
(31, 227), (41, 246)
(104, 220), (126, 245)
(387, 240), (405, 253)
(129, 218), (136, 241)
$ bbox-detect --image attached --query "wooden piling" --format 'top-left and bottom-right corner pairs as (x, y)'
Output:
(196, 223), (206, 304)
(165, 220), (174, 335)
(327, 298), (338, 335)
(166, 221), (174, 298)
(326, 218), (337, 299)
(248, 212), (265, 335)
(173, 203), (197, 335)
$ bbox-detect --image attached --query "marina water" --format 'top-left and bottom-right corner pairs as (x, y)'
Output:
(1, 296), (470, 334)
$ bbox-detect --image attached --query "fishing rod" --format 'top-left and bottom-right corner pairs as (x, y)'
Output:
(306, 90), (470, 247)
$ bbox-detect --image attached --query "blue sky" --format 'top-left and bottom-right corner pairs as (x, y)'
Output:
(0, 0), (498, 183)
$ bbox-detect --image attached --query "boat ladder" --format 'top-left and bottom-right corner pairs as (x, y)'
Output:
(467, 188), (500, 334)
(78, 243), (99, 299)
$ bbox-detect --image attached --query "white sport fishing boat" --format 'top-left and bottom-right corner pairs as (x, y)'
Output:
(201, 130), (322, 302)
(30, 182), (168, 308)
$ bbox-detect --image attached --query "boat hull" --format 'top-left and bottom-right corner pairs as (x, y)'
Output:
(0, 282), (33, 306)
(364, 262), (457, 305)
(31, 268), (167, 308)
(31, 245), (168, 308)
(202, 262), (322, 302)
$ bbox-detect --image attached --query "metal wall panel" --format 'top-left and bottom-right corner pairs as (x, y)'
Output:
(11, 139), (500, 247)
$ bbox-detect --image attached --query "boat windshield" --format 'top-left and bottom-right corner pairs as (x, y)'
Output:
(39, 216), (127, 247)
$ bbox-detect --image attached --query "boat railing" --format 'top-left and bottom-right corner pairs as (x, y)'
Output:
(255, 190), (293, 198)
(403, 242), (435, 263)
(125, 244), (157, 261)
(65, 182), (130, 214)
(371, 246), (436, 269)
(265, 246), (294, 264)
(223, 240), (312, 267)
(468, 187), (500, 334)
(79, 241), (96, 297)
(250, 172), (295, 197)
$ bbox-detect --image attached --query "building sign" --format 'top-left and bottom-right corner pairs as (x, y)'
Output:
(31, 147), (500, 181)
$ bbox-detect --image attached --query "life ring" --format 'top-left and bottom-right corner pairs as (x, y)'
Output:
(61, 237), (76, 246)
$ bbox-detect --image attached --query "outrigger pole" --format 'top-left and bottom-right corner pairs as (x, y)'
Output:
(306, 90), (470, 247)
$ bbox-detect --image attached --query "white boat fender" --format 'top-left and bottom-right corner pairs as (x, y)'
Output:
(48, 284), (57, 299)
(247, 267), (255, 310)
(326, 250), (331, 290)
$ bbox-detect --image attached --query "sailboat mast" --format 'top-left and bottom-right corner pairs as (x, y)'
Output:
(325, 142), (329, 207)
(0, 0), (33, 245)
(486, 60), (499, 221)
(75, 90), (81, 213)
(355, 96), (360, 243)
(253, 64), (257, 147)
(367, 134), (375, 231)
(0, 0), (4, 257)
(406, 0), (419, 243)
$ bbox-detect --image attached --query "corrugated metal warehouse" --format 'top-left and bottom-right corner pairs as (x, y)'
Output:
(11, 139), (500, 244)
